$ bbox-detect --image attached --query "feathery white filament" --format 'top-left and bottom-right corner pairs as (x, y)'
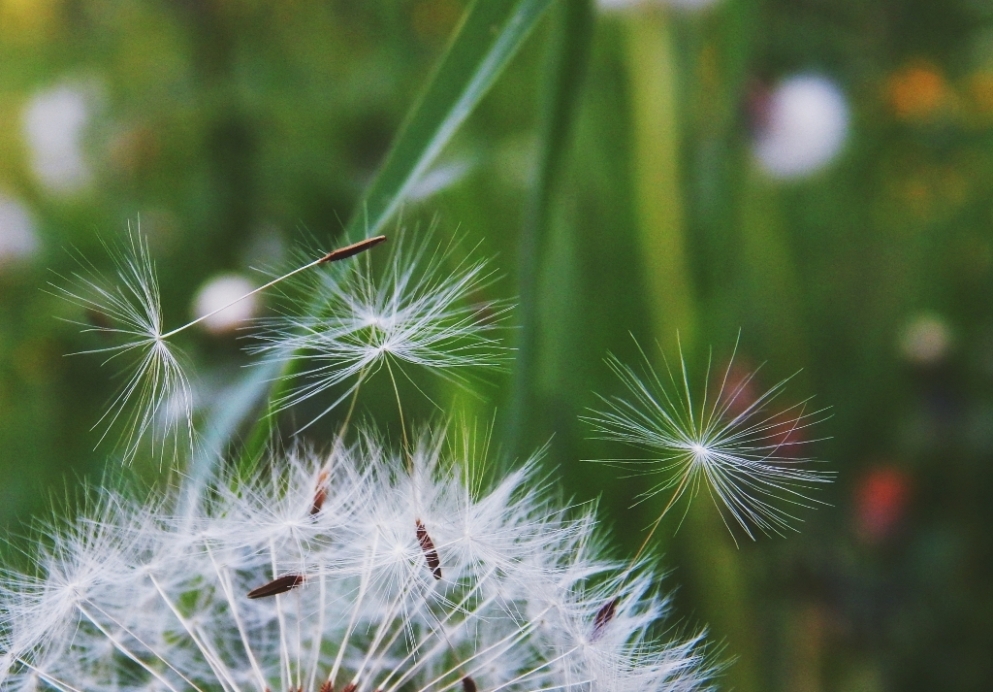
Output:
(585, 341), (834, 543)
(252, 233), (511, 430)
(53, 228), (390, 464)
(53, 228), (193, 465)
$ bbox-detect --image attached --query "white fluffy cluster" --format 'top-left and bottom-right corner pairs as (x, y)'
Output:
(586, 345), (833, 543)
(253, 235), (510, 428)
(0, 435), (712, 692)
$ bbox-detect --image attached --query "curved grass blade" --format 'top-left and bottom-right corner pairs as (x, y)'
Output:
(221, 0), (556, 473)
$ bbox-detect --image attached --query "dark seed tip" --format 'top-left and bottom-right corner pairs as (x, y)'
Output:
(415, 519), (442, 580)
(246, 573), (306, 599)
(591, 597), (619, 641)
(319, 235), (388, 264)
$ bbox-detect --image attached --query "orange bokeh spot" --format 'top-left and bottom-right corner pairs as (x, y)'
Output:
(855, 466), (911, 543)
(887, 63), (949, 120)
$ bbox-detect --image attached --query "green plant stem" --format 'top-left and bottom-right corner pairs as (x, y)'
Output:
(625, 8), (696, 354)
(226, 0), (557, 474)
(507, 0), (594, 459)
(624, 9), (758, 692)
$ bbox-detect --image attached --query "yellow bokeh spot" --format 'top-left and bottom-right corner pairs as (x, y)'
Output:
(887, 62), (950, 121)
(0, 0), (58, 42)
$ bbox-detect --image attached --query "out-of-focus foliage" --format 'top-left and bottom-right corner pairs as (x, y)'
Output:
(2, 0), (993, 690)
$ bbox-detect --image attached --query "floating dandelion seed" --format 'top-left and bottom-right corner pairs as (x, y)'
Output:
(53, 227), (388, 464)
(53, 228), (193, 465)
(0, 432), (715, 692)
(252, 231), (512, 431)
(585, 339), (833, 544)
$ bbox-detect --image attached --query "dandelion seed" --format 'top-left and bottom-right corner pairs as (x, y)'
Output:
(585, 339), (833, 543)
(54, 228), (388, 463)
(310, 468), (331, 515)
(318, 234), (387, 264)
(0, 431), (714, 692)
(591, 598), (618, 641)
(53, 227), (193, 465)
(252, 230), (512, 431)
(246, 574), (306, 599)
(416, 519), (442, 580)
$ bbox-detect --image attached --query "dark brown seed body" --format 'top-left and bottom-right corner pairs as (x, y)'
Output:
(591, 597), (618, 641)
(310, 486), (328, 515)
(319, 235), (387, 264)
(311, 468), (331, 515)
(246, 574), (306, 599)
(318, 682), (333, 692)
(462, 676), (478, 692)
(341, 684), (357, 692)
(415, 519), (442, 580)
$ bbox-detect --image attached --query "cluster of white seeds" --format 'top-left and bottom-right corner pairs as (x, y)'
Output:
(0, 435), (712, 692)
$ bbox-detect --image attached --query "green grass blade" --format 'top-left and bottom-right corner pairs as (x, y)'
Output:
(220, 0), (556, 474)
(344, 0), (556, 239)
(507, 0), (595, 459)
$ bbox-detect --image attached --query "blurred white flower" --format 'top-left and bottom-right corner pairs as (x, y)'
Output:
(752, 74), (850, 179)
(0, 434), (713, 692)
(192, 273), (259, 335)
(586, 341), (833, 543)
(21, 81), (96, 196)
(0, 194), (40, 267)
(899, 312), (952, 366)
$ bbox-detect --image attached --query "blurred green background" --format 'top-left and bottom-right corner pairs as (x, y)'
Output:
(3, 0), (993, 690)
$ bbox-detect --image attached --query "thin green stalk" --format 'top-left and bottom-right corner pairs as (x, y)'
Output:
(225, 0), (557, 473)
(507, 0), (595, 459)
(624, 9), (758, 692)
(625, 9), (696, 354)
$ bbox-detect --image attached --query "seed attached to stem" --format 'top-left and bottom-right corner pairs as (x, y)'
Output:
(415, 519), (442, 580)
(319, 235), (388, 264)
(311, 468), (331, 515)
(246, 573), (306, 599)
(591, 597), (618, 641)
(462, 676), (478, 692)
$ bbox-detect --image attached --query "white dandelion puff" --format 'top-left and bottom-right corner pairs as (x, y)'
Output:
(52, 228), (194, 465)
(584, 339), (833, 544)
(52, 227), (388, 464)
(0, 432), (715, 692)
(251, 231), (512, 431)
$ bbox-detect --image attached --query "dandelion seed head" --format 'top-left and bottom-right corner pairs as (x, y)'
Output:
(252, 230), (512, 428)
(585, 340), (834, 542)
(51, 227), (195, 466)
(0, 431), (715, 692)
(21, 80), (96, 196)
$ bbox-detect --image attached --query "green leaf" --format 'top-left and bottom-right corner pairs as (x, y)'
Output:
(344, 0), (557, 239)
(506, 0), (595, 458)
(214, 0), (557, 475)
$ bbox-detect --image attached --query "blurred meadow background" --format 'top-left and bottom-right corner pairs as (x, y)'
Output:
(2, 0), (993, 690)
